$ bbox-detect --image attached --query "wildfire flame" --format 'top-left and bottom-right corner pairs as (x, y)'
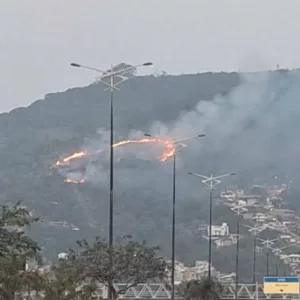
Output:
(56, 152), (85, 166)
(55, 138), (175, 184)
(64, 179), (85, 184)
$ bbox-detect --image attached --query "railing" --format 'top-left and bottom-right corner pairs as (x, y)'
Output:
(15, 283), (299, 300)
(99, 283), (299, 299)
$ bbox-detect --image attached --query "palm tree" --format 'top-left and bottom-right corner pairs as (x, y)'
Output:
(178, 277), (223, 300)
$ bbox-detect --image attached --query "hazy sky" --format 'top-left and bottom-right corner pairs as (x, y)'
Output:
(0, 0), (300, 112)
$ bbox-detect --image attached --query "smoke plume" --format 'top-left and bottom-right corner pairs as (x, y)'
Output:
(58, 70), (300, 194)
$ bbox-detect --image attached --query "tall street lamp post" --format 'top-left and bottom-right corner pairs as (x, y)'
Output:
(70, 62), (153, 300)
(187, 172), (235, 279)
(241, 224), (267, 285)
(257, 238), (279, 276)
(145, 133), (206, 300)
(231, 204), (248, 300)
(271, 245), (292, 276)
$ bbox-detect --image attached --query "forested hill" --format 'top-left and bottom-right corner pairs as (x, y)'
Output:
(1, 68), (299, 281)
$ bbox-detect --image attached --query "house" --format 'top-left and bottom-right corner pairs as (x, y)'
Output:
(292, 268), (300, 276)
(267, 186), (285, 197)
(281, 254), (300, 265)
(267, 197), (283, 208)
(169, 260), (234, 284)
(243, 213), (254, 220)
(252, 213), (268, 223)
(267, 222), (287, 233)
(236, 189), (245, 198)
(280, 235), (291, 241)
(245, 198), (259, 205)
(215, 235), (237, 248)
(237, 200), (247, 206)
(270, 209), (295, 220)
(220, 190), (236, 200)
(180, 261), (217, 281)
(183, 268), (198, 281)
(239, 194), (261, 205)
(218, 273), (236, 283)
(209, 222), (229, 237)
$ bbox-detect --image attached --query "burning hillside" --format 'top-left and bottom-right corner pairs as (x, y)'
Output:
(54, 137), (175, 183)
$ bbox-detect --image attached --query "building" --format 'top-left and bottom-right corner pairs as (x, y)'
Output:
(267, 197), (283, 208)
(280, 254), (300, 265)
(244, 198), (259, 205)
(280, 235), (291, 240)
(169, 260), (235, 284)
(169, 260), (216, 283)
(270, 209), (295, 220)
(182, 261), (217, 281)
(220, 190), (236, 201)
(215, 235), (237, 248)
(209, 222), (229, 237)
(236, 189), (245, 198)
(252, 212), (268, 223)
(243, 213), (254, 220)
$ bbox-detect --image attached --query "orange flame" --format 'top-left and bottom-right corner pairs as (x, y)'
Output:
(55, 137), (175, 183)
(64, 179), (85, 184)
(56, 152), (86, 166)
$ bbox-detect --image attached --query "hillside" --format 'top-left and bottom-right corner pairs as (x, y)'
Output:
(1, 68), (300, 281)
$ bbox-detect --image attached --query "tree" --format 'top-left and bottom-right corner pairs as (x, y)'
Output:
(110, 63), (137, 77)
(65, 235), (167, 300)
(178, 278), (223, 300)
(0, 203), (42, 299)
(42, 260), (97, 300)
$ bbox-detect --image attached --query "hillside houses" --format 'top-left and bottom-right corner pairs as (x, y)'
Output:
(170, 260), (235, 284)
(217, 183), (300, 276)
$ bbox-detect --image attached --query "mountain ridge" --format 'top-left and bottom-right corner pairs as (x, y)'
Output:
(1, 69), (299, 281)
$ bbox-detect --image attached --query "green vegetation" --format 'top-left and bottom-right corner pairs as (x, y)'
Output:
(0, 204), (169, 299)
(178, 278), (223, 300)
(0, 203), (41, 299)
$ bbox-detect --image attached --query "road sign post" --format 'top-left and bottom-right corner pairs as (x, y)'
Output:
(264, 277), (299, 294)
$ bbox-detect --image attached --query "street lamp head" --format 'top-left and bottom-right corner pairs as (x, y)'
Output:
(230, 173), (236, 176)
(144, 133), (152, 137)
(198, 134), (206, 138)
(142, 62), (153, 66)
(70, 63), (81, 68)
(188, 172), (193, 175)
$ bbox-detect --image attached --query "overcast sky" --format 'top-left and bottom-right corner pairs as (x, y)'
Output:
(0, 0), (300, 112)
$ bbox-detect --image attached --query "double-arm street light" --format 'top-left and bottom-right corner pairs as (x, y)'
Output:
(241, 224), (267, 284)
(270, 246), (286, 276)
(270, 244), (294, 276)
(257, 237), (279, 276)
(187, 172), (235, 278)
(145, 133), (205, 300)
(70, 61), (153, 300)
(231, 204), (248, 300)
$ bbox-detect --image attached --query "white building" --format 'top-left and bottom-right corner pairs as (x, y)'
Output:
(209, 222), (229, 237)
(220, 190), (236, 201)
(215, 235), (237, 248)
(236, 189), (245, 198)
(280, 254), (300, 264)
(252, 213), (268, 223)
(169, 260), (234, 284)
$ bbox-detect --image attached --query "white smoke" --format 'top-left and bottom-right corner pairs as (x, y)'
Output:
(57, 70), (300, 188)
